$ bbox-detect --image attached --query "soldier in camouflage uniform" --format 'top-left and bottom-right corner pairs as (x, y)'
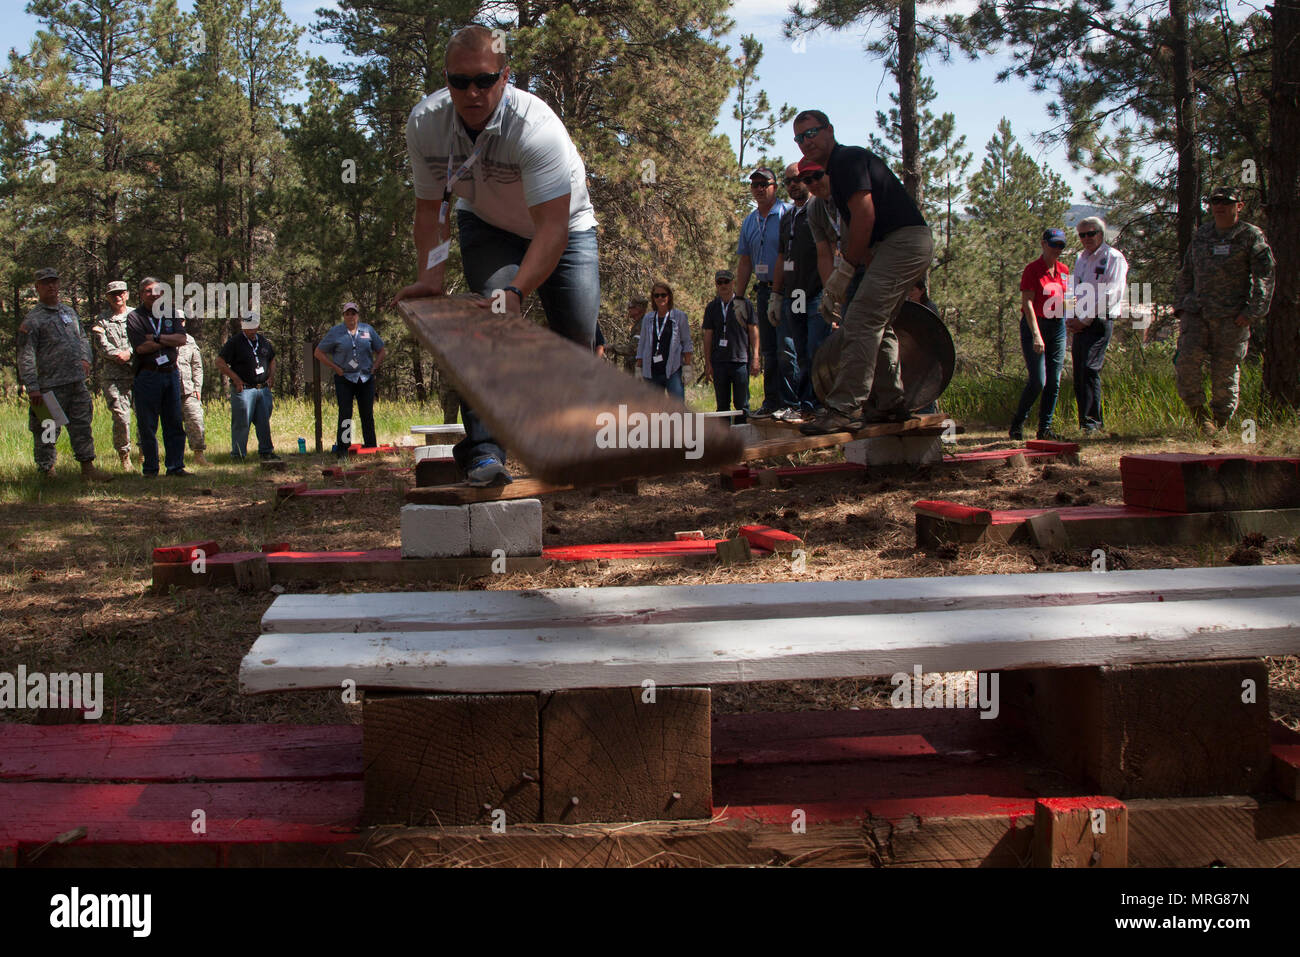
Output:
(90, 280), (137, 469)
(1173, 186), (1275, 431)
(17, 268), (112, 481)
(176, 333), (209, 466)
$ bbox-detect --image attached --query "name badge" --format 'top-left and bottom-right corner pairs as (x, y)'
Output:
(254, 364), (265, 376)
(349, 359), (359, 369)
(426, 240), (450, 270)
(756, 263), (770, 278)
(652, 353), (664, 363)
(783, 260), (794, 271)
(1213, 243), (1231, 256)
(154, 353), (169, 366)
(717, 338), (728, 347)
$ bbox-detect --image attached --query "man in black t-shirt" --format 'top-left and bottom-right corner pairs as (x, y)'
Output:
(125, 276), (190, 476)
(774, 161), (827, 420)
(700, 270), (760, 421)
(791, 110), (934, 435)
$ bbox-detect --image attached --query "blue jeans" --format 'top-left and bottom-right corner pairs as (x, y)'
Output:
(755, 284), (799, 411)
(332, 375), (376, 451)
(650, 368), (685, 400)
(133, 368), (186, 474)
(783, 290), (827, 412)
(454, 209), (600, 470)
(231, 385), (274, 457)
(712, 360), (749, 418)
(1012, 315), (1067, 434)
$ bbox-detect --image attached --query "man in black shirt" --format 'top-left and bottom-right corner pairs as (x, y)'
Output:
(792, 110), (934, 435)
(215, 312), (279, 461)
(126, 276), (190, 476)
(774, 161), (827, 421)
(700, 270), (760, 421)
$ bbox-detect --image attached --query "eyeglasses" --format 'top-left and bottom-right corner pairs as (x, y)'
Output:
(652, 292), (670, 299)
(1077, 230), (1100, 238)
(799, 171), (825, 184)
(445, 71), (502, 90)
(793, 124), (827, 144)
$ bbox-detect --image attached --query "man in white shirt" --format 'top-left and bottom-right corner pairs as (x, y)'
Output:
(394, 25), (599, 486)
(1067, 216), (1128, 435)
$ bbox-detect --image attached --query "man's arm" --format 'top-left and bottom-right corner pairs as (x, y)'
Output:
(735, 254), (753, 297)
(841, 191), (875, 268)
(816, 239), (835, 285)
(214, 356), (244, 392)
(192, 343), (204, 394)
(501, 194), (571, 311)
(678, 314), (692, 367)
(17, 318), (39, 399)
(748, 317), (760, 375)
(1244, 231), (1276, 322)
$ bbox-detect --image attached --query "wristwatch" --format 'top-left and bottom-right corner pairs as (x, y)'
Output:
(503, 285), (525, 302)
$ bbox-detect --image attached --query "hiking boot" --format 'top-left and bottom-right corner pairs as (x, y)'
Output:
(118, 450), (132, 470)
(1036, 428), (1066, 441)
(1008, 425), (1025, 441)
(260, 451), (282, 462)
(80, 461), (114, 483)
(193, 451), (210, 466)
(166, 468), (194, 477)
(799, 409), (863, 436)
(466, 454), (512, 487)
(863, 404), (918, 425)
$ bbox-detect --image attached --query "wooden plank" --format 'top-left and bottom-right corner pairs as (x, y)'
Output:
(912, 500), (993, 524)
(0, 781), (361, 845)
(232, 554), (271, 592)
(395, 296), (741, 483)
(715, 536), (754, 565)
(1121, 453), (1300, 512)
(1001, 659), (1271, 798)
(1126, 796), (1300, 868)
(406, 475), (638, 504)
(239, 595), (1300, 695)
(741, 413), (949, 462)
(152, 540), (220, 563)
(1032, 797), (1128, 867)
(259, 565), (1300, 635)
(0, 725), (362, 782)
(267, 553), (549, 585)
(739, 525), (803, 553)
(544, 540), (741, 561)
(1273, 744), (1300, 800)
(362, 693), (538, 827)
(540, 687), (711, 823)
(1026, 511), (1067, 549)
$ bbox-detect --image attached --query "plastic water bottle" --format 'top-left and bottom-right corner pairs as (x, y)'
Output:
(297, 437), (307, 453)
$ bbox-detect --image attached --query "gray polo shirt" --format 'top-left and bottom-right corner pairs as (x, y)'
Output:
(406, 85), (597, 238)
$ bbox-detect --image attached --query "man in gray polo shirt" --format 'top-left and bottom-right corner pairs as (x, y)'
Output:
(395, 24), (599, 486)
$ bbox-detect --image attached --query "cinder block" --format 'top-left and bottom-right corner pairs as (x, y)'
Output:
(730, 423), (761, 445)
(469, 498), (543, 557)
(400, 503), (471, 558)
(845, 435), (943, 466)
(414, 444), (457, 462)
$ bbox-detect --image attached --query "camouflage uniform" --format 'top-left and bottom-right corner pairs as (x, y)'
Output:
(91, 309), (136, 456)
(176, 334), (206, 451)
(18, 302), (97, 471)
(1173, 220), (1275, 423)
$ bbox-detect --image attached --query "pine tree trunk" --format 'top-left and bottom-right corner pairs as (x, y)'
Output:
(1264, 0), (1299, 407)
(412, 345), (427, 404)
(898, 0), (921, 204)
(1170, 0), (1199, 260)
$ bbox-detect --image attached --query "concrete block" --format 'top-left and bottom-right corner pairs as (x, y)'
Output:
(400, 503), (471, 558)
(469, 498), (543, 557)
(845, 435), (943, 466)
(414, 444), (457, 462)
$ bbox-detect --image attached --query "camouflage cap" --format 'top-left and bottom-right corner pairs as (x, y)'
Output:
(1209, 186), (1240, 203)
(34, 267), (58, 282)
(106, 280), (128, 293)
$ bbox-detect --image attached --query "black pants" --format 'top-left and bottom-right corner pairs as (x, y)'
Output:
(334, 375), (377, 450)
(1072, 318), (1113, 429)
(712, 361), (750, 421)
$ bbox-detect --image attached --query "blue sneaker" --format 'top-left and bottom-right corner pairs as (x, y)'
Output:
(466, 454), (512, 487)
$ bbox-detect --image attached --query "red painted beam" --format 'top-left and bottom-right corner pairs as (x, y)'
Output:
(152, 540), (220, 563)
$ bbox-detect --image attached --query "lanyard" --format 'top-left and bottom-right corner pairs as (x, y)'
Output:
(654, 312), (671, 345)
(246, 333), (259, 355)
(755, 207), (778, 264)
(149, 313), (164, 336)
(439, 127), (492, 226)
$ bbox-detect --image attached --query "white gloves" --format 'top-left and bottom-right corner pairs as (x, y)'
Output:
(821, 258), (856, 324)
(767, 293), (782, 328)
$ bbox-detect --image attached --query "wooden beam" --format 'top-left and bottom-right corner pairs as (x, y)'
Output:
(240, 595), (1300, 695)
(1032, 797), (1128, 867)
(395, 296), (741, 483)
(406, 475), (632, 505)
(741, 413), (949, 462)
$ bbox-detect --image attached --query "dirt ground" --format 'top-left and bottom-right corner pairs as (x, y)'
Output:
(1, 425), (1298, 731)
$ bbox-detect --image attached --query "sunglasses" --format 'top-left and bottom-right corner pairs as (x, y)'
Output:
(445, 70), (502, 90)
(750, 179), (774, 188)
(1209, 198), (1235, 205)
(799, 171), (825, 184)
(1077, 230), (1100, 238)
(793, 124), (827, 144)
(652, 292), (669, 299)
(715, 278), (732, 285)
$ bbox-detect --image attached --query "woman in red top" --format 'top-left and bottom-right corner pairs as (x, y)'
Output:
(1010, 228), (1071, 440)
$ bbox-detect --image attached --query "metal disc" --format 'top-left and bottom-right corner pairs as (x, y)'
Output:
(812, 299), (955, 411)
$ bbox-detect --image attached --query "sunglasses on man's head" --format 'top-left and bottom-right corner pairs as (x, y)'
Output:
(799, 171), (825, 184)
(793, 124), (827, 144)
(1077, 229), (1100, 238)
(446, 70), (502, 90)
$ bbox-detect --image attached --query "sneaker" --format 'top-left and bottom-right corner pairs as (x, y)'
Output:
(166, 468), (194, 477)
(799, 409), (863, 436)
(749, 406), (778, 420)
(466, 454), (512, 487)
(862, 405), (918, 425)
(772, 407), (803, 423)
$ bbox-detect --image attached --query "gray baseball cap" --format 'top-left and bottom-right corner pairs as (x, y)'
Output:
(34, 267), (58, 282)
(106, 280), (128, 293)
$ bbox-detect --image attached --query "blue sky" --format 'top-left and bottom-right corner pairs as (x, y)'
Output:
(16, 0), (1258, 203)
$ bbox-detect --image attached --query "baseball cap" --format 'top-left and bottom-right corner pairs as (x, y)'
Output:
(34, 267), (58, 282)
(241, 312), (261, 330)
(1209, 186), (1239, 203)
(749, 167), (776, 184)
(1042, 228), (1067, 247)
(715, 269), (734, 283)
(106, 280), (128, 293)
(796, 158), (825, 174)
(342, 301), (360, 314)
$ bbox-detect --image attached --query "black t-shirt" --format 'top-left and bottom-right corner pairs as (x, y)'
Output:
(779, 202), (822, 297)
(702, 296), (756, 363)
(125, 305), (187, 375)
(218, 333), (276, 386)
(828, 143), (926, 246)
(649, 312), (673, 379)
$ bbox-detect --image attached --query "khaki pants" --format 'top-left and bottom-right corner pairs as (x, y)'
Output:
(1174, 311), (1251, 422)
(824, 225), (933, 415)
(103, 379), (134, 454)
(182, 394), (205, 451)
